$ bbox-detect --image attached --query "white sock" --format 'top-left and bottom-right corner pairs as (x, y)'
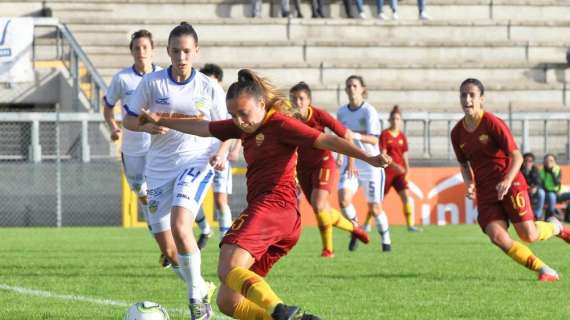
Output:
(195, 209), (211, 235)
(177, 252), (206, 300)
(342, 204), (358, 223)
(218, 204), (233, 237)
(375, 212), (391, 245)
(172, 265), (186, 281)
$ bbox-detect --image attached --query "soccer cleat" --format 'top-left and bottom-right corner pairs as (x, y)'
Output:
(538, 269), (560, 282)
(197, 233), (212, 250)
(321, 249), (335, 258)
(407, 226), (422, 232)
(159, 253), (172, 269)
(271, 303), (321, 320)
(189, 299), (212, 320)
(352, 226), (370, 244)
(382, 243), (392, 252)
(547, 217), (570, 243)
(348, 234), (359, 251)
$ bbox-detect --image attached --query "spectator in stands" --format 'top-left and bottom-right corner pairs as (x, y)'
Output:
(311, 0), (325, 18)
(418, 0), (430, 20)
(251, 0), (302, 18)
(521, 152), (545, 220)
(342, 0), (365, 18)
(376, 0), (398, 20)
(540, 153), (570, 220)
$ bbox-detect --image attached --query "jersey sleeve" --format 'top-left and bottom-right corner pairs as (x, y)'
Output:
(487, 114), (519, 154)
(124, 75), (151, 117)
(103, 73), (121, 108)
(279, 117), (322, 148)
(450, 125), (467, 163)
(365, 107), (381, 136)
(209, 119), (242, 141)
(318, 109), (347, 138)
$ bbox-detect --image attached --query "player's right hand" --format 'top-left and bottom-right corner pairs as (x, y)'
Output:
(368, 154), (392, 168)
(110, 129), (120, 141)
(139, 109), (161, 126)
(466, 183), (476, 200)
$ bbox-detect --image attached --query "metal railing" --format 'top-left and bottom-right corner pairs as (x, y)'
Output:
(33, 17), (107, 112)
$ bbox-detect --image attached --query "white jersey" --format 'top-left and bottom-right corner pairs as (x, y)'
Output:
(337, 101), (381, 175)
(104, 64), (162, 156)
(126, 67), (227, 185)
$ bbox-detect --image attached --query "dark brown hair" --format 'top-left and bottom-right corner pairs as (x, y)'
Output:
(129, 29), (153, 51)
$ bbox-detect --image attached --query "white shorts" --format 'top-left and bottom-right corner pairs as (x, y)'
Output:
(338, 167), (385, 203)
(146, 161), (215, 234)
(213, 162), (232, 195)
(122, 153), (147, 197)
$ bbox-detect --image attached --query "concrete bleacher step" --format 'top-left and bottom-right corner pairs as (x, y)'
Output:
(61, 18), (570, 43)
(4, 0), (570, 20)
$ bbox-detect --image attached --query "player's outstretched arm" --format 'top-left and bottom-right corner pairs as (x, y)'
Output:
(139, 109), (212, 137)
(314, 133), (391, 168)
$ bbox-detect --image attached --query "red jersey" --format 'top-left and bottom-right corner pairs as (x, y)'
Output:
(297, 106), (347, 169)
(379, 129), (408, 168)
(209, 111), (321, 206)
(450, 111), (527, 204)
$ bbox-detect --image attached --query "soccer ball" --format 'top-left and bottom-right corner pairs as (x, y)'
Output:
(123, 301), (170, 320)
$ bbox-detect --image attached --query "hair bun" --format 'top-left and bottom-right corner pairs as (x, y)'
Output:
(179, 21), (189, 26)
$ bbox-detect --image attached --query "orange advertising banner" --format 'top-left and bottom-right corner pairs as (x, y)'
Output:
(298, 165), (570, 226)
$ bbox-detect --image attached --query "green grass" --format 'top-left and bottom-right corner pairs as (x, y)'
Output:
(1, 225), (570, 319)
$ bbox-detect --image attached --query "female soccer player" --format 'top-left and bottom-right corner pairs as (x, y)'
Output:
(102, 30), (171, 266)
(138, 69), (391, 320)
(365, 105), (419, 232)
(289, 81), (369, 258)
(123, 22), (231, 319)
(337, 75), (392, 252)
(451, 78), (570, 282)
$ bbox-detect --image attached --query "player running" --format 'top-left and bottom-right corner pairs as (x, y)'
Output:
(451, 78), (570, 282)
(337, 75), (392, 252)
(289, 81), (369, 258)
(123, 22), (231, 319)
(138, 69), (391, 320)
(102, 30), (173, 266)
(363, 105), (419, 232)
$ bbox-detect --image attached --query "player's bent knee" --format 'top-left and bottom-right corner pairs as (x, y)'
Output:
(216, 286), (237, 316)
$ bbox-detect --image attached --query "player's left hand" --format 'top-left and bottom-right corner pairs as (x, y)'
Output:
(210, 155), (226, 171)
(496, 179), (511, 200)
(368, 154), (392, 168)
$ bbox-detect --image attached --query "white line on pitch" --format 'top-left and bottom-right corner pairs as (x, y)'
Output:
(0, 284), (233, 319)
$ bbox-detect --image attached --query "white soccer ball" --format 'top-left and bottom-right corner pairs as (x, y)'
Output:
(123, 301), (170, 320)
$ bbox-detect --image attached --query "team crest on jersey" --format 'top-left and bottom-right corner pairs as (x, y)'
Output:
(148, 200), (158, 214)
(479, 134), (489, 144)
(194, 97), (208, 111)
(255, 133), (265, 146)
(398, 139), (404, 145)
(155, 97), (170, 105)
(359, 118), (367, 128)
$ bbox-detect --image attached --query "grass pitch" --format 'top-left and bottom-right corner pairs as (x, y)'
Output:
(1, 225), (570, 319)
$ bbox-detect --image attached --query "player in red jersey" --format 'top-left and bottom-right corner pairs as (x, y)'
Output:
(451, 78), (570, 282)
(289, 82), (369, 258)
(139, 69), (391, 320)
(363, 105), (419, 232)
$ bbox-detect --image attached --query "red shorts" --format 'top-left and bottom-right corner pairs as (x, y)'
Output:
(222, 197), (301, 277)
(297, 159), (336, 200)
(477, 185), (534, 232)
(384, 169), (408, 195)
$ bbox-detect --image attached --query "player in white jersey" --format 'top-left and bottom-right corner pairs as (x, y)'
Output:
(123, 22), (230, 320)
(102, 30), (172, 267)
(200, 63), (241, 239)
(337, 75), (392, 252)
